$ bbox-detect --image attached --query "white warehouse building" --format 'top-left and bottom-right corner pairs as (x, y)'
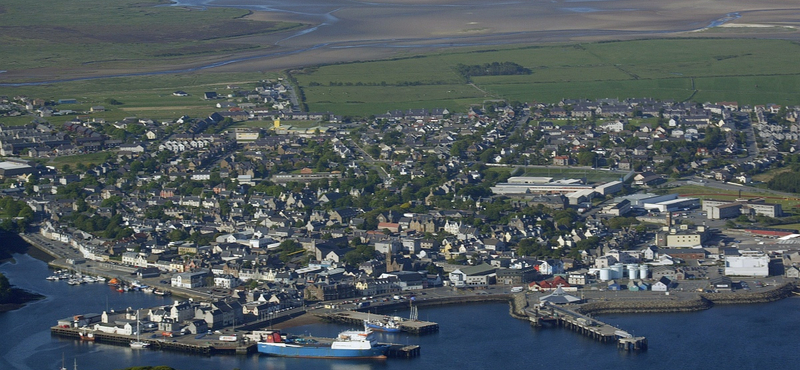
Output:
(725, 250), (769, 277)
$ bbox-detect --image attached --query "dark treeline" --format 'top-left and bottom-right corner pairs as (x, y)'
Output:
(455, 62), (532, 78)
(768, 171), (800, 194)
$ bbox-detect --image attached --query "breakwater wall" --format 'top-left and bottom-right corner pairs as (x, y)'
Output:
(577, 283), (797, 315)
(701, 282), (796, 305)
(368, 294), (511, 314)
(509, 293), (529, 319)
(577, 297), (713, 315)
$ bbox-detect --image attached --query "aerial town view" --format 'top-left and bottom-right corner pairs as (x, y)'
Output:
(2, 0), (800, 369)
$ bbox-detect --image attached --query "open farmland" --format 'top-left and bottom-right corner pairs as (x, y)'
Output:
(291, 39), (800, 116)
(0, 72), (278, 126)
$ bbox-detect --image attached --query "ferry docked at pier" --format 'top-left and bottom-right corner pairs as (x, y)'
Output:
(257, 324), (389, 359)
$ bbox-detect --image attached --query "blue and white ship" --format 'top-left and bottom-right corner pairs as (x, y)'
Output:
(365, 318), (402, 333)
(257, 324), (389, 359)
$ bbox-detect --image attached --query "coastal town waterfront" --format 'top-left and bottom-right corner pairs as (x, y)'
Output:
(4, 252), (800, 370)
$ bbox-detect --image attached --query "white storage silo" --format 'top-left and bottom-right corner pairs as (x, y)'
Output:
(599, 268), (611, 281)
(627, 264), (639, 280)
(639, 265), (650, 279)
(611, 264), (624, 279)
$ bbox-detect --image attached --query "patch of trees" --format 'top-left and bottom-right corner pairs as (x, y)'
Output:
(344, 241), (377, 266)
(66, 213), (132, 240)
(0, 197), (34, 233)
(604, 216), (639, 230)
(455, 62), (532, 79)
(276, 240), (305, 263)
(767, 171), (800, 194)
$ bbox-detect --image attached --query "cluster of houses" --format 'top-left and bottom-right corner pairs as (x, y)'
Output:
(5, 93), (800, 308)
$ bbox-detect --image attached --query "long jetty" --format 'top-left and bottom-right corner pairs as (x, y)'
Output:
(525, 302), (648, 351)
(50, 325), (420, 358)
(318, 311), (440, 335)
(50, 326), (254, 355)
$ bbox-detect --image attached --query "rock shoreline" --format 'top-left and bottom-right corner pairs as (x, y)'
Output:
(701, 282), (796, 305)
(576, 282), (797, 315)
(577, 297), (713, 315)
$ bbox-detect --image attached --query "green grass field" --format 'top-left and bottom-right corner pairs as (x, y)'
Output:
(669, 185), (800, 209)
(45, 152), (113, 168)
(1, 72), (279, 126)
(291, 39), (800, 116)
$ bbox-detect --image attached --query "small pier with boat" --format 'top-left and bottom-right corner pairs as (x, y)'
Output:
(52, 318), (421, 358)
(318, 310), (439, 335)
(525, 301), (647, 351)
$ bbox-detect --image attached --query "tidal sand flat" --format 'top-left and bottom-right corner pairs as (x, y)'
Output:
(3, 0), (800, 82)
(204, 0), (800, 73)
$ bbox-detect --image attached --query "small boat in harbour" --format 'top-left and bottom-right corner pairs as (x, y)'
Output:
(365, 318), (402, 333)
(130, 312), (149, 349)
(153, 289), (171, 296)
(79, 329), (95, 341)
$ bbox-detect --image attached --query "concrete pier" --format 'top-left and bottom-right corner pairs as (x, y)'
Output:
(318, 311), (439, 335)
(526, 302), (647, 351)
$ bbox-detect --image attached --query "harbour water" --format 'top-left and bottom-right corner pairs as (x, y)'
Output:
(3, 252), (800, 370)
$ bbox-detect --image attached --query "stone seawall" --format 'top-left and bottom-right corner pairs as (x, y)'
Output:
(700, 282), (796, 305)
(577, 297), (713, 315)
(509, 293), (529, 319)
(370, 294), (512, 314)
(577, 283), (797, 315)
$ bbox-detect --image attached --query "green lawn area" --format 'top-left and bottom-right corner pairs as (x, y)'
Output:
(769, 223), (800, 230)
(669, 185), (800, 209)
(752, 167), (794, 183)
(45, 152), (115, 168)
(1, 72), (280, 126)
(291, 38), (800, 117)
(230, 119), (330, 129)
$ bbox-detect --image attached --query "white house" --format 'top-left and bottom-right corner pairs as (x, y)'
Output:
(651, 276), (671, 292)
(171, 271), (207, 288)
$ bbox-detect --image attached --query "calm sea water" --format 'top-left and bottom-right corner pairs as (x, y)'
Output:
(2, 252), (799, 370)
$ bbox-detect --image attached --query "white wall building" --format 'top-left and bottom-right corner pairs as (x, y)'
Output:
(725, 251), (769, 277)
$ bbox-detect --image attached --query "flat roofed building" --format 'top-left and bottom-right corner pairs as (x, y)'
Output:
(595, 180), (623, 196)
(725, 250), (769, 277)
(0, 161), (35, 179)
(709, 203), (742, 220)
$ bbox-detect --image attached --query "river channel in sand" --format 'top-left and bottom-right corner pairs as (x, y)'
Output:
(171, 0), (800, 72)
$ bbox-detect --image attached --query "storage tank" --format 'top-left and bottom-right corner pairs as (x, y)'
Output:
(639, 265), (650, 279)
(611, 264), (624, 279)
(627, 264), (639, 280)
(599, 268), (611, 281)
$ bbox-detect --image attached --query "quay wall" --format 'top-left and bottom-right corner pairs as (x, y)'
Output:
(700, 282), (796, 305)
(20, 233), (60, 259)
(368, 294), (511, 314)
(577, 283), (797, 315)
(577, 297), (713, 315)
(509, 293), (529, 319)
